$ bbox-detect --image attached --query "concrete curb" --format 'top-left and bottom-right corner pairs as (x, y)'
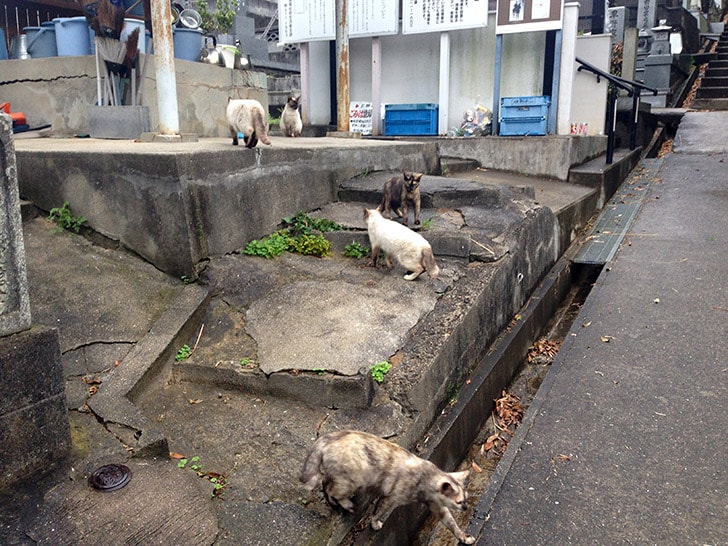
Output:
(87, 284), (210, 456)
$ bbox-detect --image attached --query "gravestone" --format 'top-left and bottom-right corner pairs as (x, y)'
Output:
(0, 113), (70, 488)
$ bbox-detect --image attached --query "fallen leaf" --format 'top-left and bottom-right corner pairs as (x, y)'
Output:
(552, 454), (571, 463)
(483, 433), (499, 451)
(472, 461), (483, 473)
(188, 398), (203, 404)
(654, 298), (660, 304)
(582, 321), (592, 328)
(600, 335), (614, 343)
(169, 452), (186, 459)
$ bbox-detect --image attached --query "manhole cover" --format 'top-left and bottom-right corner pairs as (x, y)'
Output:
(88, 464), (132, 492)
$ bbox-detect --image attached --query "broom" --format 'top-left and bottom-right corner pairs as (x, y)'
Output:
(96, 28), (139, 105)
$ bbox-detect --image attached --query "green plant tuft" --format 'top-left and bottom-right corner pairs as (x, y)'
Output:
(282, 211), (341, 235)
(175, 344), (192, 362)
(243, 230), (290, 258)
(370, 361), (392, 383)
(49, 201), (87, 233)
(343, 241), (370, 259)
(243, 213), (340, 259)
(288, 233), (332, 257)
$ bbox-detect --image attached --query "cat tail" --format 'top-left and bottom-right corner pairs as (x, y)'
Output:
(422, 247), (440, 279)
(300, 444), (324, 490)
(254, 111), (272, 145)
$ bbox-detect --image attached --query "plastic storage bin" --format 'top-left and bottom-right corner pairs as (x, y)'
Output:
(499, 96), (550, 136)
(384, 103), (438, 136)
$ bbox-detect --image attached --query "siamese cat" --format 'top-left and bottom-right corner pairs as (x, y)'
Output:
(226, 98), (272, 148)
(280, 93), (303, 137)
(377, 170), (423, 226)
(300, 430), (475, 544)
(364, 208), (439, 281)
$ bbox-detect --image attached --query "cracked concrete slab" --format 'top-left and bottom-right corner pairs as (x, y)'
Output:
(247, 278), (439, 375)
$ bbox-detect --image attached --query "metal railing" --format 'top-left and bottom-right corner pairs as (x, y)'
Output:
(576, 56), (657, 164)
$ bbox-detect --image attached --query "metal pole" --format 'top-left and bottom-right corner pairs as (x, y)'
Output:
(371, 37), (381, 136)
(438, 32), (450, 136)
(493, 34), (503, 135)
(335, 0), (349, 132)
(606, 84), (617, 164)
(630, 90), (640, 150)
(150, 0), (180, 135)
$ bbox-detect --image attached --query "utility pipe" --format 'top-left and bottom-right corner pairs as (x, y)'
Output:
(335, 0), (349, 132)
(150, 0), (179, 135)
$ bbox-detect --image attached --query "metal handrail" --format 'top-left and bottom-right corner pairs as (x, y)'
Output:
(575, 56), (657, 164)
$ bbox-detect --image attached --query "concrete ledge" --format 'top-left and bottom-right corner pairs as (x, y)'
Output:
(87, 284), (210, 456)
(16, 139), (441, 279)
(434, 135), (608, 181)
(568, 147), (643, 207)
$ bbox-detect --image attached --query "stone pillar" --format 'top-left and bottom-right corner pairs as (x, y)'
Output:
(0, 113), (70, 489)
(0, 115), (30, 336)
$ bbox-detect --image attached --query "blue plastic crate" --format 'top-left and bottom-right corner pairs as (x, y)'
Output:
(499, 96), (550, 136)
(384, 103), (438, 136)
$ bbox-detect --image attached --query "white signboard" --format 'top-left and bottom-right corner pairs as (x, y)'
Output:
(402, 0), (488, 35)
(350, 102), (373, 135)
(350, 0), (399, 37)
(278, 0), (398, 43)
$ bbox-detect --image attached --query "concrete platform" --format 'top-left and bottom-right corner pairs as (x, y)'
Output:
(1, 134), (637, 545)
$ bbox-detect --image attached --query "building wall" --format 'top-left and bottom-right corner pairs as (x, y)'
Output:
(304, 11), (584, 136)
(0, 55), (268, 137)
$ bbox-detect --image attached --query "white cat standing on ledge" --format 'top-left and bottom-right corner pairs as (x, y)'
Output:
(226, 98), (272, 149)
(300, 430), (475, 544)
(364, 208), (439, 281)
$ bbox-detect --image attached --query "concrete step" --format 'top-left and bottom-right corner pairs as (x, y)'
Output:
(699, 76), (728, 86)
(705, 67), (728, 78)
(690, 97), (728, 110)
(696, 86), (728, 98)
(440, 156), (480, 173)
(337, 171), (517, 211)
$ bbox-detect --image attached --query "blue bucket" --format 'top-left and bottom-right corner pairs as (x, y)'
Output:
(25, 25), (57, 58)
(173, 28), (202, 62)
(0, 29), (7, 60)
(54, 17), (92, 56)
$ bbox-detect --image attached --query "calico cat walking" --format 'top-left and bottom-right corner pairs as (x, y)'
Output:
(364, 208), (439, 281)
(280, 93), (303, 137)
(226, 98), (272, 148)
(377, 170), (423, 226)
(300, 430), (475, 544)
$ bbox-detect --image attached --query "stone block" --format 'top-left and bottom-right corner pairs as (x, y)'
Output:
(0, 326), (70, 488)
(88, 106), (151, 140)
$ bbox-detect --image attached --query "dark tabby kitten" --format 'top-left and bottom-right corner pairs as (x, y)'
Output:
(377, 170), (423, 226)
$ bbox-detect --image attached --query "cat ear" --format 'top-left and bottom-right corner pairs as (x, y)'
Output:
(414, 173), (423, 182)
(448, 470), (470, 485)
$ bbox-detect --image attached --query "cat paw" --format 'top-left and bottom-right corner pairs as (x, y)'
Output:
(459, 534), (475, 544)
(371, 519), (383, 531)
